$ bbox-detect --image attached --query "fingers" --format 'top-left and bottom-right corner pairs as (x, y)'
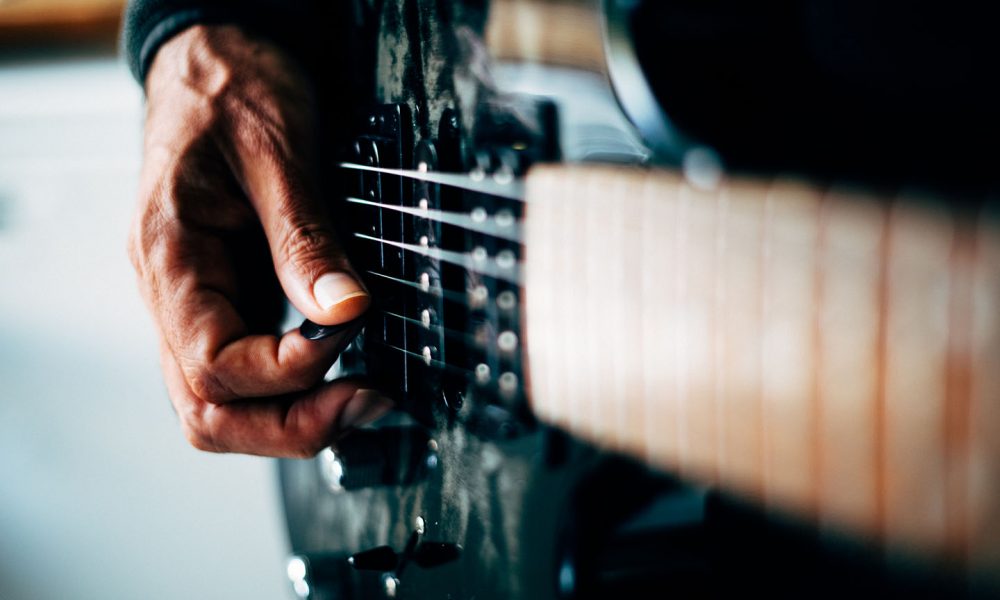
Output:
(161, 345), (392, 457)
(134, 25), (379, 456)
(223, 98), (370, 327)
(133, 187), (362, 403)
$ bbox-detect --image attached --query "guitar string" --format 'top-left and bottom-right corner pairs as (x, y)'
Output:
(364, 270), (472, 305)
(338, 162), (525, 201)
(342, 164), (523, 376)
(380, 309), (478, 346)
(345, 196), (524, 243)
(367, 333), (520, 386)
(364, 270), (523, 313)
(366, 339), (473, 376)
(354, 233), (523, 286)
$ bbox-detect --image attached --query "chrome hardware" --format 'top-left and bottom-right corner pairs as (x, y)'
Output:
(497, 290), (517, 311)
(475, 363), (491, 384)
(286, 556), (310, 599)
(493, 164), (515, 185)
(498, 372), (519, 398)
(317, 427), (433, 491)
(498, 331), (518, 353)
(318, 447), (345, 493)
(495, 209), (515, 228)
(382, 573), (399, 598)
(470, 285), (488, 308)
(496, 249), (516, 270)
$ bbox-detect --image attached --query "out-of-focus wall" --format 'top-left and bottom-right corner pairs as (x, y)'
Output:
(0, 55), (291, 600)
(0, 0), (123, 45)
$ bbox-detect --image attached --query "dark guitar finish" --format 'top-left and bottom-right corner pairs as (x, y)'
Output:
(279, 3), (692, 598)
(278, 1), (984, 598)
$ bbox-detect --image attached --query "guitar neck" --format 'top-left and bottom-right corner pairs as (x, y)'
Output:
(524, 164), (1000, 585)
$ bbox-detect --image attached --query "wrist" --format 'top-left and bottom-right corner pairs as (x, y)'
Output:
(147, 24), (250, 102)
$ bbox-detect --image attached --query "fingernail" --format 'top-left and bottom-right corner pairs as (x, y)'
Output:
(313, 272), (367, 311)
(338, 389), (393, 430)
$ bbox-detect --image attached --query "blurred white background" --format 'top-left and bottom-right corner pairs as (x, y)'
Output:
(0, 55), (291, 600)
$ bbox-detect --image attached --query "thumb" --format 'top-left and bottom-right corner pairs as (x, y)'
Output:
(253, 173), (369, 326)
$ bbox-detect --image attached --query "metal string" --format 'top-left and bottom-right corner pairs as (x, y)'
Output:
(381, 309), (481, 348)
(345, 196), (523, 243)
(364, 270), (470, 304)
(338, 162), (526, 201)
(354, 233), (523, 286)
(366, 339), (473, 376)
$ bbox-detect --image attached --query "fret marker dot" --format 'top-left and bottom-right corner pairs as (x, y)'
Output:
(419, 198), (429, 211)
(497, 291), (517, 311)
(471, 246), (488, 262)
(422, 346), (433, 366)
(421, 309), (432, 328)
(498, 331), (518, 353)
(420, 272), (431, 292)
(418, 161), (428, 173)
(420, 235), (429, 247)
(470, 167), (486, 182)
(475, 364), (491, 384)
(471, 207), (487, 223)
(496, 249), (516, 270)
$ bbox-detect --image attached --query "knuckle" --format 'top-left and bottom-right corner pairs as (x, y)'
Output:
(294, 433), (328, 459)
(288, 442), (321, 460)
(278, 221), (338, 273)
(282, 403), (328, 458)
(130, 186), (177, 275)
(177, 406), (218, 453)
(182, 421), (216, 452)
(183, 363), (232, 405)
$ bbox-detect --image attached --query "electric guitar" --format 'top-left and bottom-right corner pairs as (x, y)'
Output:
(279, 1), (1000, 598)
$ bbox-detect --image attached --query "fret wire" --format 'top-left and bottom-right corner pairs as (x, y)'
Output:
(338, 162), (525, 201)
(355, 233), (523, 285)
(345, 196), (523, 242)
(367, 340), (472, 376)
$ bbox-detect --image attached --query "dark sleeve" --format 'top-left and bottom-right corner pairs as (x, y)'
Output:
(121, 0), (325, 85)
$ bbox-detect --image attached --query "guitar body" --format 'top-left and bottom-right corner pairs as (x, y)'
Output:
(278, 1), (996, 598)
(279, 2), (709, 598)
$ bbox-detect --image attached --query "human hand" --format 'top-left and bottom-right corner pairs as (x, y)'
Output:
(129, 24), (388, 457)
